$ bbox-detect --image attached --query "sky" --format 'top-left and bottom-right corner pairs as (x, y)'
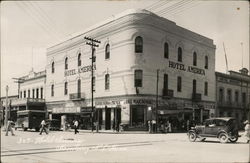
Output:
(1, 0), (249, 96)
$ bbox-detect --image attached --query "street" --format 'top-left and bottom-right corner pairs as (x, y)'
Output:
(1, 130), (249, 163)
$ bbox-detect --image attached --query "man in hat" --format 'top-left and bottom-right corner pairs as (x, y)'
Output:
(243, 120), (250, 143)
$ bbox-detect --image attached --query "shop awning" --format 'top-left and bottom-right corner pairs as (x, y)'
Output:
(157, 109), (193, 115)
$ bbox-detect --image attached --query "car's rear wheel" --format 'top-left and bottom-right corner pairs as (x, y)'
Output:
(219, 133), (228, 143)
(229, 136), (238, 143)
(188, 132), (197, 142)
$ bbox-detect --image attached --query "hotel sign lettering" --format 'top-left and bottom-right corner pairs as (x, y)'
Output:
(65, 65), (96, 77)
(169, 61), (205, 75)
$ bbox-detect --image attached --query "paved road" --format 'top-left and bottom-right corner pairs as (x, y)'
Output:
(1, 130), (249, 163)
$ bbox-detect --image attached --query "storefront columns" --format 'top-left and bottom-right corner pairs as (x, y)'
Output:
(61, 115), (67, 131)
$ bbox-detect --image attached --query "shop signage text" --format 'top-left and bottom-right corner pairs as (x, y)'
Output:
(65, 65), (96, 77)
(169, 61), (205, 75)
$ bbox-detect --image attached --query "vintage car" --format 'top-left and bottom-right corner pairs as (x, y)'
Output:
(188, 117), (239, 143)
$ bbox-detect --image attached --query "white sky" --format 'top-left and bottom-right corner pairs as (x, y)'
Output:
(1, 0), (249, 96)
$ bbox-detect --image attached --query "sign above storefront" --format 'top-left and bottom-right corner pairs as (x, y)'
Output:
(169, 61), (205, 75)
(64, 65), (96, 77)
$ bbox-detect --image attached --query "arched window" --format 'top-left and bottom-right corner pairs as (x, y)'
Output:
(193, 52), (197, 66)
(64, 82), (68, 95)
(51, 84), (54, 97)
(204, 82), (208, 96)
(178, 47), (182, 62)
(193, 79), (197, 94)
(77, 79), (81, 95)
(105, 74), (110, 90)
(164, 42), (169, 59)
(65, 57), (68, 70)
(78, 53), (81, 67)
(135, 36), (143, 53)
(52, 61), (55, 73)
(205, 56), (208, 69)
(105, 44), (110, 59)
(177, 76), (182, 92)
(134, 70), (143, 87)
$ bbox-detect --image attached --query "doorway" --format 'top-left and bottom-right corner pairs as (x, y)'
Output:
(105, 107), (111, 130)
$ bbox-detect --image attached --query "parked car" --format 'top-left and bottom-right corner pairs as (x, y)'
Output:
(188, 117), (239, 143)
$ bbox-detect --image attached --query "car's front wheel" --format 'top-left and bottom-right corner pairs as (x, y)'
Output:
(229, 136), (238, 143)
(188, 132), (197, 142)
(219, 133), (228, 143)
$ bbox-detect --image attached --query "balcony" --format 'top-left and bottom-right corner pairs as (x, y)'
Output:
(69, 93), (85, 100)
(192, 93), (202, 102)
(162, 89), (174, 99)
(11, 98), (45, 106)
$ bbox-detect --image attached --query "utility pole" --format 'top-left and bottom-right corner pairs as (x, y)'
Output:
(5, 85), (9, 130)
(156, 69), (159, 133)
(84, 36), (101, 132)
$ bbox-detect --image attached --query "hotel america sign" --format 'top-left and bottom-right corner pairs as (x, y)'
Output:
(169, 61), (205, 75)
(64, 65), (96, 77)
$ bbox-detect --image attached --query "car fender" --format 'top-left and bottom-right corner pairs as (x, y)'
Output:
(217, 130), (227, 138)
(188, 129), (197, 135)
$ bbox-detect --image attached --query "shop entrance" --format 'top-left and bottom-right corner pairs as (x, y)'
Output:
(130, 106), (146, 128)
(113, 108), (121, 130)
(105, 108), (111, 130)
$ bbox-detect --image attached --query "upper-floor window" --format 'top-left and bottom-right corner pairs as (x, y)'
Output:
(219, 88), (224, 102)
(134, 70), (143, 87)
(163, 74), (168, 90)
(178, 47), (182, 62)
(193, 79), (197, 94)
(28, 90), (30, 98)
(105, 74), (110, 90)
(135, 36), (143, 53)
(242, 92), (246, 104)
(235, 91), (239, 103)
(51, 85), (54, 97)
(204, 82), (208, 96)
(32, 89), (35, 98)
(77, 79), (81, 94)
(227, 89), (232, 103)
(40, 87), (43, 99)
(164, 42), (169, 59)
(20, 91), (22, 98)
(177, 76), (182, 92)
(64, 82), (68, 95)
(105, 44), (110, 59)
(65, 57), (68, 70)
(78, 53), (81, 67)
(205, 56), (208, 69)
(193, 52), (197, 66)
(24, 90), (26, 98)
(52, 61), (55, 73)
(36, 88), (39, 98)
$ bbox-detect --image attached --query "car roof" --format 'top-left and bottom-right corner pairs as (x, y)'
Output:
(205, 117), (235, 121)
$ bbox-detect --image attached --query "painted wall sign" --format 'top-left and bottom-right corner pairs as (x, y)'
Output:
(64, 65), (96, 77)
(169, 61), (205, 75)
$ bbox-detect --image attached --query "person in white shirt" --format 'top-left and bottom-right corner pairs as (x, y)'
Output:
(39, 120), (48, 135)
(74, 120), (79, 134)
(5, 119), (15, 136)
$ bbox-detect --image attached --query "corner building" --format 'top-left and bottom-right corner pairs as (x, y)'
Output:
(46, 9), (216, 131)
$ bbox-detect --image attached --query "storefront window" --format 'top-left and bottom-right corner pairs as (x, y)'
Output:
(131, 107), (145, 127)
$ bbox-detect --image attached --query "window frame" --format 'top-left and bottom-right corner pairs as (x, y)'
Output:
(178, 47), (182, 62)
(135, 36), (143, 53)
(177, 76), (182, 92)
(105, 44), (110, 59)
(193, 52), (197, 66)
(52, 61), (55, 73)
(64, 82), (68, 95)
(105, 74), (110, 90)
(78, 53), (81, 67)
(205, 56), (208, 69)
(65, 57), (68, 70)
(134, 70), (143, 87)
(51, 84), (54, 97)
(164, 42), (169, 59)
(204, 82), (208, 96)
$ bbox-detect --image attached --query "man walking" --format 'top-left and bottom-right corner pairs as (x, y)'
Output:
(39, 120), (48, 135)
(5, 119), (15, 136)
(74, 120), (79, 134)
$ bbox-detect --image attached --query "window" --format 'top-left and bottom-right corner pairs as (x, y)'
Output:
(205, 56), (208, 69)
(78, 53), (81, 66)
(93, 77), (96, 92)
(52, 61), (55, 73)
(134, 70), (143, 87)
(40, 88), (43, 99)
(77, 79), (81, 95)
(227, 89), (232, 103)
(51, 85), (54, 97)
(164, 42), (169, 59)
(24, 90), (26, 98)
(204, 82), (208, 96)
(64, 82), (68, 95)
(242, 92), (246, 104)
(178, 47), (182, 62)
(219, 88), (224, 102)
(235, 91), (239, 103)
(193, 52), (197, 66)
(163, 74), (168, 90)
(193, 79), (196, 94)
(28, 90), (30, 98)
(177, 76), (182, 92)
(105, 44), (110, 59)
(36, 88), (39, 98)
(65, 57), (68, 70)
(105, 74), (110, 90)
(20, 91), (22, 98)
(135, 36), (143, 53)
(32, 89), (35, 98)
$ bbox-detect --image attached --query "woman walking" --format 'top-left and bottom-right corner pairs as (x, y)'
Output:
(243, 120), (250, 143)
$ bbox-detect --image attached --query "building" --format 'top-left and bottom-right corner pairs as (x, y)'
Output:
(0, 95), (18, 126)
(45, 9), (216, 131)
(216, 68), (250, 127)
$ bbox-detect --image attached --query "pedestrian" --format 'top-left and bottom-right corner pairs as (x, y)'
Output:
(39, 120), (48, 135)
(243, 120), (250, 143)
(148, 120), (152, 133)
(5, 119), (15, 136)
(74, 120), (79, 134)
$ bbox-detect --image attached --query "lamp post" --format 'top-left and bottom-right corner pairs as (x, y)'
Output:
(4, 85), (9, 130)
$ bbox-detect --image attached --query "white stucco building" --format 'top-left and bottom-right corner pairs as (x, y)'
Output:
(45, 9), (216, 131)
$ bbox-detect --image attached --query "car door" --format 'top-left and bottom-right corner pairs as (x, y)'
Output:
(204, 119), (217, 136)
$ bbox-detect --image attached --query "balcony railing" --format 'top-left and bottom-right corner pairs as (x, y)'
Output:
(69, 93), (85, 100)
(192, 93), (202, 102)
(162, 89), (174, 99)
(11, 98), (45, 106)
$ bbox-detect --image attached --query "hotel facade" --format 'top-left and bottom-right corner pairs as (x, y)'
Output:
(45, 9), (216, 131)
